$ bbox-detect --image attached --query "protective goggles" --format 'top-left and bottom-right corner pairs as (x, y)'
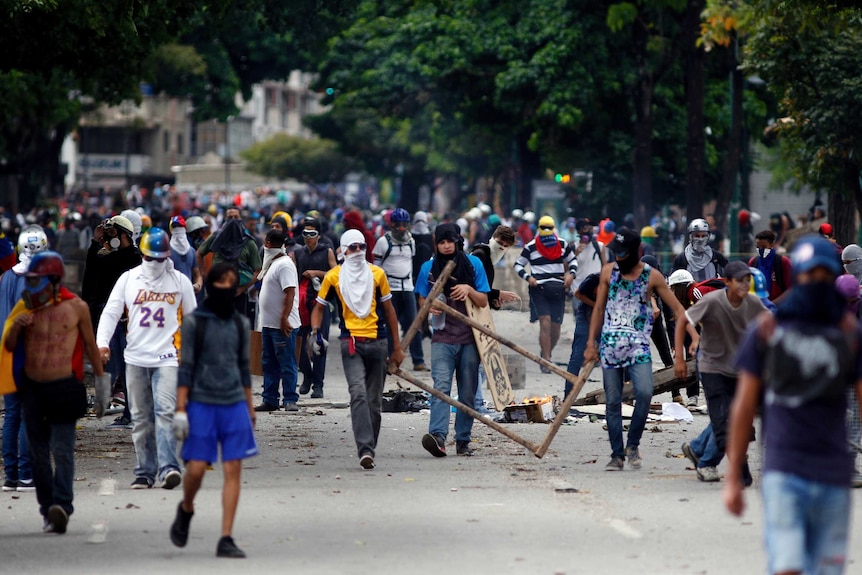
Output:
(345, 242), (367, 253)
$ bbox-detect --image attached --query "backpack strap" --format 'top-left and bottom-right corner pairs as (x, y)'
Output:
(379, 232), (414, 266)
(590, 239), (602, 261)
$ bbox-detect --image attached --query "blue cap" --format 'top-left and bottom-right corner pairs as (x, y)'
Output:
(790, 235), (842, 276)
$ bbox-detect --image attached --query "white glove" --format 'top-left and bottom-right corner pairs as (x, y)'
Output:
(172, 412), (189, 441)
(308, 329), (329, 356)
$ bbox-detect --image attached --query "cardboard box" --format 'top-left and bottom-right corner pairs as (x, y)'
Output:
(504, 400), (554, 423)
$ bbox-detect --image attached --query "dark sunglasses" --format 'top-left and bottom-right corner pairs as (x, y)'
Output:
(143, 256), (166, 262)
(302, 230), (320, 238)
(539, 225), (555, 231)
(346, 242), (367, 253)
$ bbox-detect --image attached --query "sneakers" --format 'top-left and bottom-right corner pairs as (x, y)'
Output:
(310, 389), (324, 399)
(44, 505), (68, 534)
(162, 469), (182, 490)
(456, 440), (474, 456)
(170, 501), (194, 547)
(853, 472), (862, 488)
(106, 415), (133, 430)
(696, 466), (720, 482)
(284, 403), (299, 412)
(681, 442), (701, 468)
(298, 379), (312, 395)
(216, 535), (246, 558)
(686, 395), (701, 409)
(111, 391), (126, 406)
(421, 433), (447, 457)
(413, 363), (427, 372)
(359, 454), (375, 470)
(625, 446), (642, 470)
(17, 478), (35, 492)
(131, 477), (153, 489)
(605, 457), (624, 471)
(2, 479), (17, 492)
(253, 402), (279, 412)
(672, 395), (685, 406)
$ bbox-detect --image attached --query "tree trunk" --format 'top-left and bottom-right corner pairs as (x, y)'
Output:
(713, 38), (743, 240)
(632, 20), (654, 229)
(836, 161), (862, 247)
(683, 0), (706, 223)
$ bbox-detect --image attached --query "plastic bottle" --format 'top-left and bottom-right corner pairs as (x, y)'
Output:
(430, 294), (446, 331)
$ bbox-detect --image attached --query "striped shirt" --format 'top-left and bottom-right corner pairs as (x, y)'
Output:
(514, 238), (577, 284)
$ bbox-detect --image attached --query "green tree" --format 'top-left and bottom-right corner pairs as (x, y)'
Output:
(241, 134), (350, 183)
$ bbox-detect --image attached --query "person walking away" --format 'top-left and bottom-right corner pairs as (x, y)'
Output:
(726, 236), (861, 574)
(168, 216), (203, 293)
(309, 230), (404, 469)
(514, 215), (576, 372)
(295, 218), (336, 399)
(96, 228), (197, 489)
(2, 252), (103, 533)
(1, 226), (48, 493)
(416, 223), (490, 457)
(585, 229), (693, 471)
(170, 263), (258, 558)
(254, 230), (301, 412)
(372, 207), (426, 371)
(748, 230), (792, 303)
(674, 261), (766, 483)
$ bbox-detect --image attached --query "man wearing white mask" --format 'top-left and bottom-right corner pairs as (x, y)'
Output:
(97, 228), (197, 490)
(168, 216), (202, 293)
(309, 229), (404, 470)
(673, 218), (728, 283)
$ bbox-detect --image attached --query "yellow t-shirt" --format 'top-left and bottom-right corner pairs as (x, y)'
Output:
(316, 264), (392, 339)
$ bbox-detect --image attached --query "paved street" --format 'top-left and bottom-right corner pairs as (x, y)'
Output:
(3, 307), (862, 575)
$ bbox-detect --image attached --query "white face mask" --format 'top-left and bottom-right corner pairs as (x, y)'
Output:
(488, 238), (508, 265)
(690, 236), (708, 253)
(141, 259), (167, 281)
(261, 246), (285, 276)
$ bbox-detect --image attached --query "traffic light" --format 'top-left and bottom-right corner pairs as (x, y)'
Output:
(554, 173), (571, 184)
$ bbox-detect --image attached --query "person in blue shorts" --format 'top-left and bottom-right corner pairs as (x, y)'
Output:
(169, 262), (258, 558)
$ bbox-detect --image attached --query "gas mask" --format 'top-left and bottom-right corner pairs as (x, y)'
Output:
(22, 276), (55, 310)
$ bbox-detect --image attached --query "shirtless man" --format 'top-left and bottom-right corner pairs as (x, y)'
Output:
(2, 251), (103, 534)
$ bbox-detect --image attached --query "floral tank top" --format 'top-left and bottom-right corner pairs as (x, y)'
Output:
(600, 264), (654, 368)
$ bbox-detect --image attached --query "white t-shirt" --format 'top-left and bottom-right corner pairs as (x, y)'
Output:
(96, 265), (197, 368)
(574, 239), (605, 287)
(258, 255), (301, 330)
(372, 233), (414, 291)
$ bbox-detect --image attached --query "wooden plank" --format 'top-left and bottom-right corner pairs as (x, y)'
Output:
(575, 359), (697, 405)
(465, 298), (515, 410)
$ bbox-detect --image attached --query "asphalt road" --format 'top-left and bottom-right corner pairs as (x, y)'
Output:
(3, 308), (861, 575)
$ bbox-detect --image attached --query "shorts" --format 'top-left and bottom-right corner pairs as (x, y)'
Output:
(761, 471), (850, 575)
(528, 282), (565, 324)
(181, 400), (259, 464)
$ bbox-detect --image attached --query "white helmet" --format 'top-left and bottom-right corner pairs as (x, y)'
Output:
(478, 202), (492, 215)
(511, 209), (524, 219)
(668, 269), (695, 286)
(18, 225), (48, 256)
(523, 211), (536, 223)
(466, 207), (482, 220)
(120, 210), (143, 241)
(688, 218), (709, 234)
(186, 216), (208, 233)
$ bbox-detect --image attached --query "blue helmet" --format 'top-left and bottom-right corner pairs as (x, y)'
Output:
(139, 227), (170, 258)
(748, 267), (769, 298)
(390, 208), (410, 223)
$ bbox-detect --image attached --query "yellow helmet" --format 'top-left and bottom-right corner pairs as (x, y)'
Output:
(640, 226), (657, 238)
(270, 211), (292, 229)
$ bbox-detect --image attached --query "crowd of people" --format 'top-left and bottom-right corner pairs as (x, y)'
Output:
(1, 186), (861, 572)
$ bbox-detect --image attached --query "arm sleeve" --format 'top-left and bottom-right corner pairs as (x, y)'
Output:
(178, 315), (196, 389)
(565, 244), (578, 274)
(179, 274), (197, 315)
(246, 240), (262, 270)
(376, 266), (392, 301)
(81, 242), (102, 302)
(514, 246), (530, 278)
(315, 269), (335, 306)
(95, 273), (127, 348)
(683, 295), (712, 326)
(197, 233), (214, 257)
(414, 260), (432, 298)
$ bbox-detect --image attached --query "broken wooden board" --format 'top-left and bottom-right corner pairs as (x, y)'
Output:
(465, 298), (515, 410)
(573, 359), (697, 405)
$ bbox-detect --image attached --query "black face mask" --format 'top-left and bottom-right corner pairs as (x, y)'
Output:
(205, 285), (237, 319)
(616, 253), (639, 274)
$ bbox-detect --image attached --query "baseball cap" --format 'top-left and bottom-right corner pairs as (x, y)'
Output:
(819, 223), (833, 237)
(607, 228), (640, 257)
(791, 235), (842, 276)
(724, 260), (752, 281)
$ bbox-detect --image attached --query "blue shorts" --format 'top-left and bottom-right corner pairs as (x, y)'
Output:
(529, 282), (565, 324)
(761, 471), (850, 575)
(181, 401), (258, 464)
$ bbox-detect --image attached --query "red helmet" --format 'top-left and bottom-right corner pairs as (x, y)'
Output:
(25, 251), (64, 281)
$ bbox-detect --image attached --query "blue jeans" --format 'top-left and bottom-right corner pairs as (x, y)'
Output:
(762, 471), (850, 575)
(126, 365), (180, 483)
(429, 343), (479, 442)
(2, 392), (31, 482)
(299, 305), (330, 393)
(565, 303), (596, 397)
(261, 327), (299, 406)
(690, 423), (722, 468)
(20, 400), (75, 517)
(388, 291), (424, 365)
(341, 338), (388, 457)
(602, 362), (653, 460)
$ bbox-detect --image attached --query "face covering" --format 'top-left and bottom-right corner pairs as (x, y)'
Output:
(757, 247), (772, 260)
(616, 253), (638, 274)
(844, 258), (862, 281)
(140, 259), (168, 284)
(261, 246), (285, 278)
(488, 238), (508, 265)
(206, 285), (237, 319)
(777, 281), (847, 325)
(339, 229), (374, 318)
(690, 236), (708, 254)
(170, 227), (191, 256)
(22, 277), (55, 310)
(391, 227), (410, 243)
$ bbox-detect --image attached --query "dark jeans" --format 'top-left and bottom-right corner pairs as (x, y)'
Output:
(564, 302), (597, 397)
(341, 338), (388, 457)
(299, 304), (330, 393)
(700, 372), (738, 454)
(2, 392), (31, 482)
(650, 312), (673, 368)
(666, 312), (699, 398)
(389, 290), (424, 365)
(108, 322), (130, 421)
(20, 396), (76, 517)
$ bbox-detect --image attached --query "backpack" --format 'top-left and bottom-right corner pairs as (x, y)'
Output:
(378, 232), (414, 265)
(750, 255), (786, 293)
(688, 278), (727, 302)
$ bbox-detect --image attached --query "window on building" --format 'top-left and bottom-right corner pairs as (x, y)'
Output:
(177, 133), (183, 155)
(163, 131), (170, 153)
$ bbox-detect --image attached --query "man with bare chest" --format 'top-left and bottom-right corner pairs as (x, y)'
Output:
(2, 252), (103, 534)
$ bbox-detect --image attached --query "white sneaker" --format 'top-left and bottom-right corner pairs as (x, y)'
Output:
(686, 395), (701, 409)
